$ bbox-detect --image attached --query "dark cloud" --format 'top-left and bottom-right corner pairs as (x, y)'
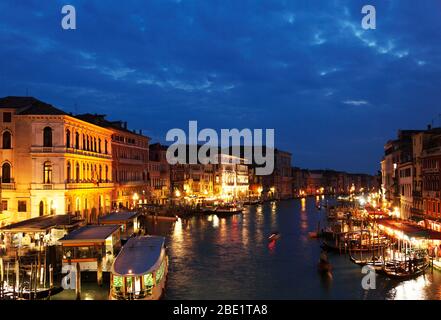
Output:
(0, 0), (440, 173)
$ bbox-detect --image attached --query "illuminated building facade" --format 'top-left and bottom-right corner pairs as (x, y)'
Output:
(421, 131), (441, 230)
(75, 114), (151, 210)
(170, 152), (249, 202)
(262, 149), (292, 200)
(0, 97), (114, 226)
(149, 143), (171, 204)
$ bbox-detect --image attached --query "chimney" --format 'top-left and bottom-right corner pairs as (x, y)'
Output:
(428, 124), (432, 131)
(139, 129), (142, 135)
(124, 121), (128, 129)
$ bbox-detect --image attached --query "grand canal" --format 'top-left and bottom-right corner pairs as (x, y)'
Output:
(53, 197), (441, 300)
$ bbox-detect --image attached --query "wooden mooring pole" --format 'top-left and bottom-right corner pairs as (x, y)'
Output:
(0, 257), (3, 284)
(49, 264), (53, 288)
(75, 262), (81, 300)
(97, 255), (103, 286)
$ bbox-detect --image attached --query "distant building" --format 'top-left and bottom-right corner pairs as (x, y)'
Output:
(262, 149), (292, 200)
(149, 143), (170, 205)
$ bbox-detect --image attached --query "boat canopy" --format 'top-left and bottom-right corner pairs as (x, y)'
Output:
(59, 225), (120, 243)
(112, 236), (165, 277)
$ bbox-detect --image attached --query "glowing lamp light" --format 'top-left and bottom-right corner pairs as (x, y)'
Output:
(175, 190), (181, 197)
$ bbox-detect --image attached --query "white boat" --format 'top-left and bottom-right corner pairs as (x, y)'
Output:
(110, 235), (168, 300)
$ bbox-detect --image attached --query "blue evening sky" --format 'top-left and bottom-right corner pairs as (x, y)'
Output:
(1, 0), (441, 174)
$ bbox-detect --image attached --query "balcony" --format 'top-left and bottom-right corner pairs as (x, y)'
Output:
(66, 181), (114, 189)
(30, 146), (112, 159)
(0, 182), (15, 190)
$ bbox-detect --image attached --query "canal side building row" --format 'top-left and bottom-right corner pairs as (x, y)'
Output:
(0, 96), (378, 227)
(381, 126), (441, 231)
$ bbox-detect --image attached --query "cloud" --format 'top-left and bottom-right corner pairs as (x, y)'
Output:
(343, 100), (369, 106)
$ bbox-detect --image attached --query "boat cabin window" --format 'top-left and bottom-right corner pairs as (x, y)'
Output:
(156, 259), (166, 283)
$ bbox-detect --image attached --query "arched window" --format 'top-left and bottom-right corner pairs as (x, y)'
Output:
(98, 138), (102, 153)
(39, 201), (44, 217)
(105, 165), (109, 182)
(66, 129), (71, 148)
(75, 132), (80, 149)
(2, 131), (11, 149)
(67, 161), (71, 182)
(43, 162), (52, 184)
(99, 165), (102, 182)
(43, 127), (53, 147)
(82, 134), (86, 150)
(93, 138), (97, 152)
(105, 140), (108, 154)
(76, 163), (80, 183)
(2, 163), (11, 183)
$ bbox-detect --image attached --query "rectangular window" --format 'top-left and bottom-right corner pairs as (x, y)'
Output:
(1, 200), (7, 211)
(18, 201), (27, 212)
(3, 112), (11, 123)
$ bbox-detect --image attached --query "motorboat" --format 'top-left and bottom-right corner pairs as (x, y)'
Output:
(110, 235), (168, 300)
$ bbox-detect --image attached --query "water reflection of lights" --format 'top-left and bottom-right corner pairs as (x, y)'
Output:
(390, 276), (429, 300)
(301, 198), (306, 211)
(173, 218), (184, 241)
(257, 206), (263, 215)
(212, 215), (219, 228)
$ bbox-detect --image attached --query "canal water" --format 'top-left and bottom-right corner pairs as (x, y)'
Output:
(53, 197), (441, 300)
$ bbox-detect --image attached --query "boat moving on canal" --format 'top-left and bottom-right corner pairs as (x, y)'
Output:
(110, 235), (168, 300)
(215, 204), (243, 217)
(317, 250), (332, 275)
(268, 232), (281, 242)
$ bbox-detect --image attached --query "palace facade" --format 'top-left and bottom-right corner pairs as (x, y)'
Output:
(0, 97), (114, 226)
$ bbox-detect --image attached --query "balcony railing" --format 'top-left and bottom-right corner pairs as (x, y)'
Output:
(66, 182), (114, 189)
(0, 182), (15, 190)
(30, 146), (111, 159)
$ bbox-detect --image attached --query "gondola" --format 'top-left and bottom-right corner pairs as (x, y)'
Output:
(381, 258), (429, 280)
(215, 204), (243, 217)
(349, 254), (384, 270)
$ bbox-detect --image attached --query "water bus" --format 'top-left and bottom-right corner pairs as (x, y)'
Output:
(110, 235), (168, 300)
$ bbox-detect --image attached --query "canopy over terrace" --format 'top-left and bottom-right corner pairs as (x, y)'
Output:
(59, 225), (122, 272)
(59, 225), (121, 243)
(377, 219), (441, 242)
(99, 211), (140, 225)
(99, 211), (141, 239)
(0, 215), (83, 234)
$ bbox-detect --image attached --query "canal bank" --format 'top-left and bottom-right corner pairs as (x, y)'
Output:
(53, 197), (441, 300)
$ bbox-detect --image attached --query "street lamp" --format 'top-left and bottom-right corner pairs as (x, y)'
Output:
(133, 193), (139, 209)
